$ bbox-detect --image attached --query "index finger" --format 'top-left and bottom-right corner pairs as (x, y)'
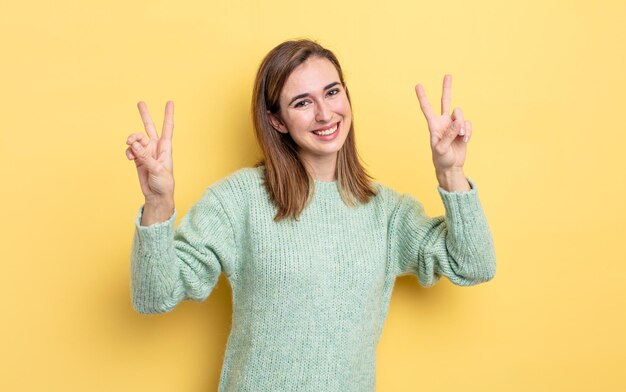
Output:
(415, 84), (436, 122)
(441, 74), (452, 115)
(161, 101), (174, 140)
(137, 101), (159, 139)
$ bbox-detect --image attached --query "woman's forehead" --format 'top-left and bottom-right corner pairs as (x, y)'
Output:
(281, 57), (341, 96)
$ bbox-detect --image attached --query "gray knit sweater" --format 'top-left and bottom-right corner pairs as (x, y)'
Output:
(130, 165), (496, 391)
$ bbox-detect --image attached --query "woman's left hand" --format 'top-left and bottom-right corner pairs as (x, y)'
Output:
(414, 74), (470, 173)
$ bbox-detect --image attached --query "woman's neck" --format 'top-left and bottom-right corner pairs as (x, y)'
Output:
(300, 153), (337, 182)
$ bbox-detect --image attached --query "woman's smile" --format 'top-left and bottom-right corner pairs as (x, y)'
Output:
(311, 121), (340, 139)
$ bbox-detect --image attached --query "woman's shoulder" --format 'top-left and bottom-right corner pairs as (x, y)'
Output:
(206, 165), (265, 200)
(370, 180), (403, 205)
(368, 180), (428, 219)
(217, 165), (264, 187)
(189, 166), (265, 227)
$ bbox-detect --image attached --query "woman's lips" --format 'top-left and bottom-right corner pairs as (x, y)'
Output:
(311, 121), (340, 140)
(312, 121), (339, 133)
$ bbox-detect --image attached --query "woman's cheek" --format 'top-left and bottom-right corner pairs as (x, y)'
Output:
(339, 96), (352, 113)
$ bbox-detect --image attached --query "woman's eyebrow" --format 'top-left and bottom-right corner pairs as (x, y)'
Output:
(288, 81), (341, 106)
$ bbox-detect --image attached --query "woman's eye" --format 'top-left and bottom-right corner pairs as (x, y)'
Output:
(327, 88), (340, 96)
(294, 100), (309, 108)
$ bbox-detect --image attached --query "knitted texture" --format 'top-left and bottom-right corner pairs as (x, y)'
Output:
(130, 165), (496, 391)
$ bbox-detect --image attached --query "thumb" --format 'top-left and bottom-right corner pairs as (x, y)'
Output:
(131, 142), (160, 172)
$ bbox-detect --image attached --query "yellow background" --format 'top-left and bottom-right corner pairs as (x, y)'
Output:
(1, 0), (625, 390)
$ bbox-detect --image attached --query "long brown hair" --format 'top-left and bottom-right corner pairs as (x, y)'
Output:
(252, 39), (377, 221)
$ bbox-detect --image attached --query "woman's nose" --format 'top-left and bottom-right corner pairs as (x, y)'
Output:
(315, 101), (332, 122)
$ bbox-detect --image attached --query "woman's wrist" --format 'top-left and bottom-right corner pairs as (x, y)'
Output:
(141, 197), (175, 226)
(436, 168), (471, 192)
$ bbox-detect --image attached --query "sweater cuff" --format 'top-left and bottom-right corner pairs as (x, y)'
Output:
(436, 177), (483, 226)
(134, 205), (177, 243)
(131, 205), (182, 312)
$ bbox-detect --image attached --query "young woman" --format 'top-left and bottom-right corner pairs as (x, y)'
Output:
(125, 39), (495, 391)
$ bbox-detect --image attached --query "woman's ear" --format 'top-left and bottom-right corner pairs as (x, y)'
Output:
(267, 110), (288, 134)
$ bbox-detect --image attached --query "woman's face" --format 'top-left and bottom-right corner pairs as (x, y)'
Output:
(269, 56), (352, 167)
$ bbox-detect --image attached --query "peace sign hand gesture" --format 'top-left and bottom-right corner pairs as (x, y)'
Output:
(415, 75), (471, 175)
(125, 101), (175, 224)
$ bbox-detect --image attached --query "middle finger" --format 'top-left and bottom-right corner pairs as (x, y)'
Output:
(441, 74), (452, 115)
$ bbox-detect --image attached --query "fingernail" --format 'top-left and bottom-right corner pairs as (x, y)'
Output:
(464, 135), (469, 143)
(132, 142), (141, 151)
(460, 127), (465, 136)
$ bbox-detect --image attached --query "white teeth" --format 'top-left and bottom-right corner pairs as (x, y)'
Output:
(313, 124), (337, 136)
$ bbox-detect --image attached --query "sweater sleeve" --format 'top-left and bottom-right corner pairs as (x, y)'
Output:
(389, 177), (496, 287)
(130, 188), (238, 314)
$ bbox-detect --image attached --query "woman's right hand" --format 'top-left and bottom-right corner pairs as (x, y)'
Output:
(125, 101), (175, 224)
